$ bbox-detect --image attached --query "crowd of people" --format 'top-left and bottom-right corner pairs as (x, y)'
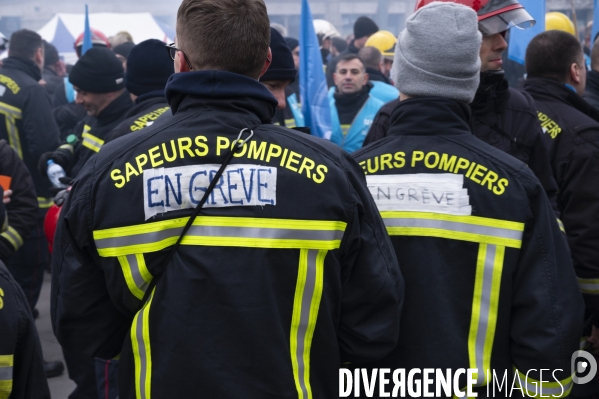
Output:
(0, 0), (598, 397)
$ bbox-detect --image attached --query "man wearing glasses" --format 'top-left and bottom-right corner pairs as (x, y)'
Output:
(51, 0), (404, 398)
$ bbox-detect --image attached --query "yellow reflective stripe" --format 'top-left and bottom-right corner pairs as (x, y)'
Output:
(59, 144), (74, 153)
(82, 132), (104, 153)
(290, 249), (327, 399)
(118, 254), (152, 300)
(132, 288), (154, 399)
(557, 218), (565, 234)
(37, 197), (53, 209)
(381, 211), (524, 248)
(514, 368), (573, 398)
(467, 244), (505, 387)
(0, 354), (13, 398)
(285, 118), (297, 128)
(578, 277), (599, 294)
(0, 226), (23, 250)
(0, 102), (23, 159)
(93, 217), (347, 257)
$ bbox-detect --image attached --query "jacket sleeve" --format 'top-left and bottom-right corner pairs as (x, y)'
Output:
(521, 102), (562, 221)
(21, 85), (61, 159)
(558, 152), (599, 326)
(0, 263), (50, 399)
(510, 172), (584, 397)
(51, 160), (133, 359)
(337, 153), (404, 364)
(0, 142), (38, 261)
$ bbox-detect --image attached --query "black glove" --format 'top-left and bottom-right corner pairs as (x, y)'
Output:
(37, 152), (54, 177)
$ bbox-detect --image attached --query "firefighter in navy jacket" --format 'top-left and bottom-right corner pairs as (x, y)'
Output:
(353, 4), (583, 398)
(51, 1), (403, 397)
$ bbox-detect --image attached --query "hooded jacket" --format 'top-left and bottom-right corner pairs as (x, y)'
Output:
(52, 70), (404, 398)
(353, 97), (583, 398)
(0, 57), (61, 206)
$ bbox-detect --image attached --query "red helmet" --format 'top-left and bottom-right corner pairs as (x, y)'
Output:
(44, 187), (71, 254)
(415, 0), (535, 36)
(44, 203), (62, 254)
(74, 28), (110, 57)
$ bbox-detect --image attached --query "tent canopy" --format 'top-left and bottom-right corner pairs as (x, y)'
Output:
(37, 12), (175, 64)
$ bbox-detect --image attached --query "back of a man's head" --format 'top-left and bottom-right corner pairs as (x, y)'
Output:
(358, 46), (382, 70)
(176, 0), (270, 79)
(526, 30), (583, 83)
(8, 29), (42, 60)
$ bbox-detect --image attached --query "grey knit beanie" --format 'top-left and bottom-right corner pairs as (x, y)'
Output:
(392, 1), (482, 103)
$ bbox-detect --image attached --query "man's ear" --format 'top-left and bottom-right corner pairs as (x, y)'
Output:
(259, 48), (273, 78)
(571, 62), (582, 84)
(363, 72), (369, 84)
(35, 47), (44, 70)
(178, 52), (192, 73)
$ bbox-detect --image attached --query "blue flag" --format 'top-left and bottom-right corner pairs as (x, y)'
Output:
(82, 4), (93, 56)
(592, 0), (599, 50)
(507, 0), (545, 65)
(299, 0), (332, 140)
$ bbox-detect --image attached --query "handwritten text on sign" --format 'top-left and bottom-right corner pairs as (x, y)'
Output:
(143, 164), (277, 220)
(366, 173), (471, 215)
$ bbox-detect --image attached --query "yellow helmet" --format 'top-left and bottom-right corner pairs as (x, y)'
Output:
(365, 30), (397, 60)
(545, 12), (576, 36)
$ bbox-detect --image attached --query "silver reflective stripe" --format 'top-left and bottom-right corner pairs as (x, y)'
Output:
(0, 366), (12, 381)
(474, 244), (496, 385)
(384, 218), (523, 241)
(82, 134), (103, 152)
(0, 103), (23, 159)
(295, 249), (318, 398)
(96, 225), (344, 251)
(1, 226), (22, 250)
(128, 254), (150, 298)
(517, 373), (571, 397)
(132, 289), (154, 399)
(578, 278), (599, 294)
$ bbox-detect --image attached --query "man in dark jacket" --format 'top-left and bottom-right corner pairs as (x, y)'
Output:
(40, 47), (132, 179)
(51, 0), (403, 397)
(41, 41), (65, 99)
(583, 39), (599, 109)
(524, 30), (599, 355)
(0, 259), (51, 398)
(105, 39), (173, 143)
(0, 140), (37, 263)
(354, 4), (582, 397)
(260, 28), (304, 129)
(326, 16), (378, 87)
(0, 29), (62, 328)
(363, 0), (560, 218)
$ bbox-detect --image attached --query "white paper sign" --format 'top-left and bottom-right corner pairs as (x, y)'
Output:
(143, 164), (277, 220)
(366, 173), (471, 215)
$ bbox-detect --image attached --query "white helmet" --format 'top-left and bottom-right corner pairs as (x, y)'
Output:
(313, 19), (341, 41)
(0, 32), (8, 51)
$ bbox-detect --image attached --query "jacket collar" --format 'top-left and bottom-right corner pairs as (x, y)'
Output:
(125, 95), (168, 119)
(96, 90), (133, 126)
(2, 57), (42, 81)
(470, 70), (509, 115)
(165, 70), (277, 123)
(388, 97), (472, 137)
(524, 77), (599, 123)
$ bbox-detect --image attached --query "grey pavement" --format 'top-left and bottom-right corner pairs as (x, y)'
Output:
(37, 272), (76, 398)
